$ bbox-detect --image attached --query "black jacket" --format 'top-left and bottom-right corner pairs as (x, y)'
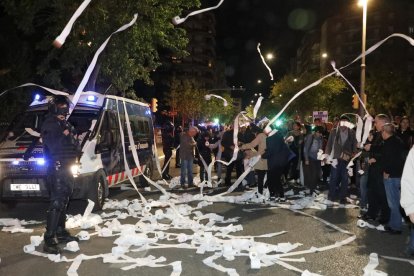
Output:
(196, 137), (213, 165)
(382, 135), (406, 177)
(41, 114), (79, 164)
(369, 131), (384, 169)
(221, 130), (235, 161)
(162, 131), (174, 152)
(263, 132), (289, 169)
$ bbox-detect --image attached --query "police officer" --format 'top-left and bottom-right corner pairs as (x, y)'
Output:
(41, 95), (80, 254)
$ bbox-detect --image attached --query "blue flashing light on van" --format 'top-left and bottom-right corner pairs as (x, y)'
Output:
(36, 158), (45, 165)
(86, 95), (97, 102)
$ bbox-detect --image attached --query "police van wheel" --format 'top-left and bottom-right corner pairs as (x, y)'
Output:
(89, 170), (107, 211)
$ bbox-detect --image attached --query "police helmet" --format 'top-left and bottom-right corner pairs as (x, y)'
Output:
(48, 95), (71, 116)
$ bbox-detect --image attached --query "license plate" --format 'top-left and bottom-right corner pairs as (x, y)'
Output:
(10, 184), (40, 191)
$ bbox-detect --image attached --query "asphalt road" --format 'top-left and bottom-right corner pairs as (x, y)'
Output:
(1, 156), (414, 276)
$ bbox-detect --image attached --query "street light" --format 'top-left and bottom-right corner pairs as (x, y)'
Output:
(358, 0), (368, 115)
(293, 78), (298, 82)
(257, 79), (262, 84)
(321, 52), (328, 59)
(266, 53), (274, 60)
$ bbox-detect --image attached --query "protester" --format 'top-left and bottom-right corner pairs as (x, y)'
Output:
(196, 131), (213, 183)
(240, 124), (257, 188)
(302, 126), (324, 195)
(174, 126), (183, 168)
(161, 122), (174, 180)
(262, 129), (289, 201)
(396, 116), (413, 158)
(380, 123), (405, 234)
(401, 147), (414, 257)
(325, 115), (357, 204)
(358, 130), (375, 212)
(211, 128), (224, 185)
(179, 126), (197, 188)
(286, 121), (303, 183)
(241, 124), (268, 194)
(363, 114), (390, 224)
(221, 127), (244, 187)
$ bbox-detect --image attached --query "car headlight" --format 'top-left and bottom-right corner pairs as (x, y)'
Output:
(70, 164), (80, 177)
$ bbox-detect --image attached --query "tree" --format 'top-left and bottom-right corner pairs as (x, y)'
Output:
(1, 0), (200, 93)
(270, 72), (347, 120)
(165, 77), (203, 126)
(366, 65), (414, 117)
(201, 92), (237, 125)
(0, 14), (34, 126)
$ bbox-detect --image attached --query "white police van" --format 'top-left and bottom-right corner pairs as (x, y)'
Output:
(0, 91), (156, 210)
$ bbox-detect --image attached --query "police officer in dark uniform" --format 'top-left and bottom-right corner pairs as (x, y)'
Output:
(41, 95), (80, 254)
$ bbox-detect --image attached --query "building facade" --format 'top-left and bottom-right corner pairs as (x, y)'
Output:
(296, 0), (414, 81)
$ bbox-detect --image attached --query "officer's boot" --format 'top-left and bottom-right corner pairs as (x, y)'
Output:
(43, 209), (61, 254)
(56, 211), (79, 243)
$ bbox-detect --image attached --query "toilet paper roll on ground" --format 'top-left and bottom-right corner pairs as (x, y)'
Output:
(77, 230), (90, 240)
(30, 235), (43, 246)
(357, 219), (367, 228)
(223, 242), (233, 254)
(155, 231), (165, 239)
(177, 233), (188, 243)
(64, 241), (80, 252)
(249, 251), (261, 269)
(23, 244), (35, 253)
(112, 246), (128, 256)
(155, 209), (164, 220)
(99, 228), (113, 237)
(144, 205), (151, 212)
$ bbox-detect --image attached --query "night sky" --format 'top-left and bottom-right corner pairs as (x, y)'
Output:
(211, 0), (349, 97)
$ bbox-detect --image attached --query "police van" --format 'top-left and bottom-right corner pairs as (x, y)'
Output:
(0, 91), (156, 210)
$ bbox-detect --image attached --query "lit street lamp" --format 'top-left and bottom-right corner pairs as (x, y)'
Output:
(358, 0), (368, 115)
(257, 79), (262, 84)
(321, 52), (328, 59)
(266, 53), (274, 60)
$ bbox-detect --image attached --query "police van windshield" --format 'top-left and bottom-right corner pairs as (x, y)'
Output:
(3, 109), (99, 142)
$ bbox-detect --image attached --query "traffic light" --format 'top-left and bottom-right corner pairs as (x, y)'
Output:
(151, 98), (158, 113)
(352, 95), (359, 110)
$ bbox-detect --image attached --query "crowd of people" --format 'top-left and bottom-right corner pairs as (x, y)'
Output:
(160, 114), (414, 257)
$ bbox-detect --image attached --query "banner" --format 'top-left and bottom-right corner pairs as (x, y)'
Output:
(312, 111), (328, 123)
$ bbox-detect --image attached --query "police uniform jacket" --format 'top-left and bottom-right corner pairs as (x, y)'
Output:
(41, 114), (79, 164)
